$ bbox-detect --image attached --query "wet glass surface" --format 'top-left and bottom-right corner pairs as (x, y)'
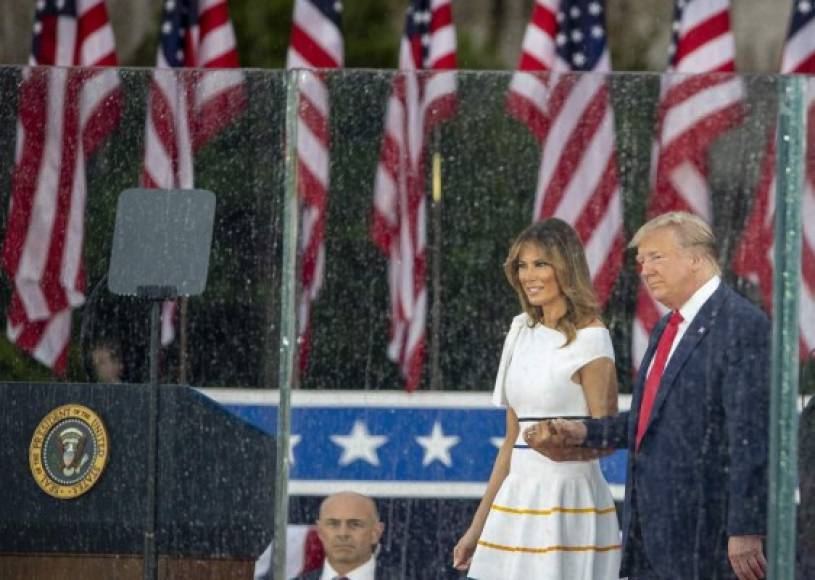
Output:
(0, 66), (811, 578)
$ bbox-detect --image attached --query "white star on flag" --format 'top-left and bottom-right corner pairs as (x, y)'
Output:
(415, 421), (460, 467)
(330, 420), (388, 466)
(288, 434), (302, 464)
(490, 437), (504, 449)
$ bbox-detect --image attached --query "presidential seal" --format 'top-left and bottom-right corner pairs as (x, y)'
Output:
(29, 404), (109, 499)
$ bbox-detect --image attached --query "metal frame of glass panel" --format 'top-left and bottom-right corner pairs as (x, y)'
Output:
(768, 74), (804, 580)
(273, 69), (301, 580)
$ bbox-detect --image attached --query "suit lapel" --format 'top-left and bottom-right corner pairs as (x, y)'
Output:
(644, 284), (729, 435)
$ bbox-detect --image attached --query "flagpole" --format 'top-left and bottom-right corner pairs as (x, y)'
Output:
(430, 146), (443, 390)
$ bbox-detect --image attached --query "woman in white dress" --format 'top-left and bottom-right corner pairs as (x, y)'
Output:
(452, 218), (622, 579)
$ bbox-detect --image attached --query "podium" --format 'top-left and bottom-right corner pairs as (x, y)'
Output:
(0, 382), (275, 579)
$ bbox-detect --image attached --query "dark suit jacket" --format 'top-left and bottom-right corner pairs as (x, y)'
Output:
(585, 282), (770, 580)
(290, 570), (321, 580)
(290, 559), (385, 580)
(799, 396), (815, 578)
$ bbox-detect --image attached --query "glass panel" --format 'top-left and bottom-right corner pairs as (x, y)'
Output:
(0, 65), (283, 574)
(772, 74), (808, 580)
(0, 65), (809, 579)
(0, 66), (285, 387)
(283, 69), (803, 579)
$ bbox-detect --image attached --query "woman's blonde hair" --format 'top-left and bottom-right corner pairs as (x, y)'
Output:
(504, 218), (600, 345)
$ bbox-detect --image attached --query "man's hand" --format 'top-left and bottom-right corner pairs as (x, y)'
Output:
(522, 419), (588, 460)
(728, 535), (766, 580)
(549, 418), (588, 445)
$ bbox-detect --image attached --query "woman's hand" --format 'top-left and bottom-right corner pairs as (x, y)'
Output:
(452, 528), (479, 571)
(523, 420), (562, 446)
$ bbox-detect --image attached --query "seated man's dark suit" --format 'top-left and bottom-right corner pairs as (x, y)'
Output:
(289, 559), (386, 580)
(290, 571), (322, 580)
(585, 282), (770, 579)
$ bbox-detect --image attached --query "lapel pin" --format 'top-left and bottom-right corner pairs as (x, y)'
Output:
(698, 326), (705, 334)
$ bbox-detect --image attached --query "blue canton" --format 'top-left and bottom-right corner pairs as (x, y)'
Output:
(309, 0), (343, 28)
(555, 0), (607, 72)
(789, 0), (815, 39)
(667, 0), (688, 66)
(404, 0), (433, 67)
(31, 0), (78, 59)
(160, 0), (199, 67)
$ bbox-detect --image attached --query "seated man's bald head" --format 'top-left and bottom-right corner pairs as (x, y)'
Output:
(316, 491), (384, 576)
(319, 491), (380, 522)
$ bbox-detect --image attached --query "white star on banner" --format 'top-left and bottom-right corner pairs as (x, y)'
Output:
(490, 437), (504, 449)
(288, 434), (302, 464)
(330, 421), (388, 466)
(416, 421), (460, 467)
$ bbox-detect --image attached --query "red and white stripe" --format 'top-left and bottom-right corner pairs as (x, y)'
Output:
(632, 0), (743, 369)
(1, 0), (122, 374)
(372, 0), (457, 391)
(507, 0), (576, 142)
(142, 0), (245, 345)
(254, 524), (324, 579)
(731, 3), (815, 356)
(286, 0), (344, 376)
(506, 0), (623, 306)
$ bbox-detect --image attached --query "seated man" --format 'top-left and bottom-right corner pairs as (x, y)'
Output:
(293, 491), (385, 580)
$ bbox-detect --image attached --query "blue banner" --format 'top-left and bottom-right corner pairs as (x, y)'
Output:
(202, 389), (631, 499)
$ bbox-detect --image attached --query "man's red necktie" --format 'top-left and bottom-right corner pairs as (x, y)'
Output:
(635, 310), (684, 450)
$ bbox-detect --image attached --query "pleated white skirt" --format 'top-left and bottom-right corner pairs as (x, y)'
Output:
(468, 447), (622, 580)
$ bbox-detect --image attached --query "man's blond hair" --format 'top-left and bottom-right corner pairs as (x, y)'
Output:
(629, 211), (721, 274)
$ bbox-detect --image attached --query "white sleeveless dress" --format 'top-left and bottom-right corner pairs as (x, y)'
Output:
(468, 314), (622, 580)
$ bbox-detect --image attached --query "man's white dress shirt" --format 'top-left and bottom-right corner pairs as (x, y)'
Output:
(320, 555), (376, 580)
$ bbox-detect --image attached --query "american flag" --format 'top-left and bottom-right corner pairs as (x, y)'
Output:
(371, 0), (457, 392)
(1, 0), (122, 375)
(254, 524), (324, 579)
(286, 0), (344, 377)
(731, 0), (815, 357)
(142, 0), (245, 344)
(506, 0), (623, 306)
(632, 0), (744, 369)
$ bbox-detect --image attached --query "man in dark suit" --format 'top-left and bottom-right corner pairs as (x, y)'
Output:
(799, 395), (815, 577)
(524, 212), (769, 580)
(291, 491), (385, 580)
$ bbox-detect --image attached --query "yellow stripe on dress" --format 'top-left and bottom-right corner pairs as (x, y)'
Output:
(477, 540), (622, 554)
(490, 503), (617, 516)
